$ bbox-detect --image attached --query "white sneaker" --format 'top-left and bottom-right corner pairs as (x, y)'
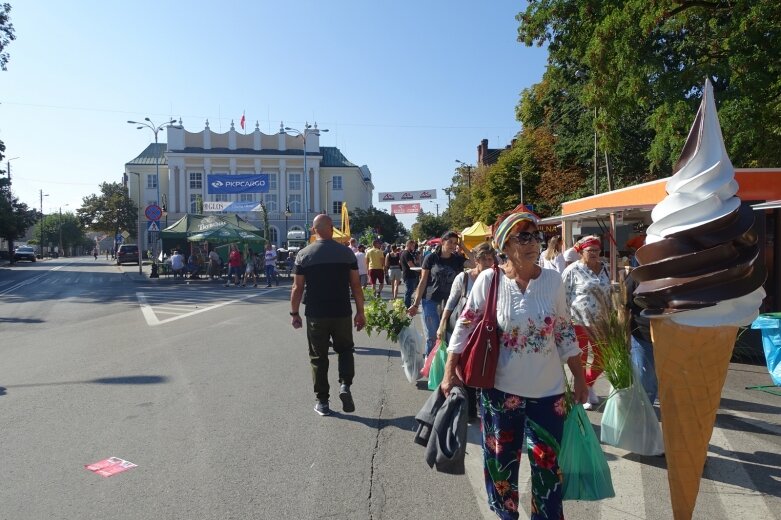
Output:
(588, 387), (600, 405)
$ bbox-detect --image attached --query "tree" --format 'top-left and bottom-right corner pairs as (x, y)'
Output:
(516, 0), (781, 179)
(0, 177), (38, 255)
(77, 182), (138, 241)
(348, 207), (407, 244)
(0, 3), (21, 257)
(411, 212), (448, 242)
(28, 212), (86, 254)
(0, 3), (15, 72)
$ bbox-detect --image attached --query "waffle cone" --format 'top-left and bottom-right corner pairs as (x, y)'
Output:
(650, 319), (737, 520)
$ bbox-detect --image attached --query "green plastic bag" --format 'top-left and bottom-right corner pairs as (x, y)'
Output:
(427, 339), (449, 390)
(559, 403), (615, 501)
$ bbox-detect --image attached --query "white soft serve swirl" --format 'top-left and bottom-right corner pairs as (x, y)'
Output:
(645, 80), (765, 327)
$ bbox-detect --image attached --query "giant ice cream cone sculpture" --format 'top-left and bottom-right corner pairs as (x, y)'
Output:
(632, 79), (766, 520)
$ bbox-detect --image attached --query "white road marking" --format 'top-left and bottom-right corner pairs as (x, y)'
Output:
(136, 287), (284, 326)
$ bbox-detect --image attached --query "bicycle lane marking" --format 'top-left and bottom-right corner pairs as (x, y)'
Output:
(136, 287), (285, 327)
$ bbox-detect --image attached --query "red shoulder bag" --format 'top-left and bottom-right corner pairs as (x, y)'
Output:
(458, 266), (500, 388)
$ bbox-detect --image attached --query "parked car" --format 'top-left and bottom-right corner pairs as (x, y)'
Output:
(13, 246), (37, 262)
(116, 244), (140, 265)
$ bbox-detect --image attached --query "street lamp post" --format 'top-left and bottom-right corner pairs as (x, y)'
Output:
(127, 117), (176, 260)
(58, 204), (69, 257)
(39, 190), (49, 259)
(4, 157), (19, 261)
(429, 201), (440, 217)
(128, 172), (143, 274)
(284, 204), (292, 248)
(282, 124), (328, 234)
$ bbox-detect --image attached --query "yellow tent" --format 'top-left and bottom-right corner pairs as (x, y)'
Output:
(309, 226), (351, 244)
(461, 221), (492, 252)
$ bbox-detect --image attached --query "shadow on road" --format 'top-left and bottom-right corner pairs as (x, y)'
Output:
(331, 412), (417, 431)
(0, 375), (169, 396)
(706, 444), (781, 498)
(0, 317), (45, 324)
(719, 397), (781, 415)
(354, 346), (401, 358)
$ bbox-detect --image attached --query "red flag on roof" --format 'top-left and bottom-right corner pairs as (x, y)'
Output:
(240, 112), (245, 130)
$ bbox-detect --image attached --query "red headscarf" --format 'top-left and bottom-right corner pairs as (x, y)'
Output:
(574, 236), (601, 253)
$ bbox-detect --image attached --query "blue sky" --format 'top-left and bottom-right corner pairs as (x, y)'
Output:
(0, 1), (547, 228)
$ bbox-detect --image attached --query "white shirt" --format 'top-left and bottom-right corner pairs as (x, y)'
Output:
(539, 251), (567, 274)
(354, 252), (368, 275)
(170, 253), (185, 270)
(448, 268), (580, 398)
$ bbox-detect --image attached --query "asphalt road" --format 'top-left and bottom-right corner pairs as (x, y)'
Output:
(1, 257), (779, 520)
(0, 257), (487, 520)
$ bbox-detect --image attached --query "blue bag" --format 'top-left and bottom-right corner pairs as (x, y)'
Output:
(751, 315), (781, 386)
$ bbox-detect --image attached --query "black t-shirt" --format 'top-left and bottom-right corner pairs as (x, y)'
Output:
(387, 252), (401, 267)
(422, 253), (467, 303)
(293, 239), (358, 318)
(400, 249), (418, 279)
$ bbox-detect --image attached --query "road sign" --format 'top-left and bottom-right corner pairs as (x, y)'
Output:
(145, 204), (162, 221)
(147, 220), (160, 232)
(121, 230), (130, 239)
(115, 235), (124, 245)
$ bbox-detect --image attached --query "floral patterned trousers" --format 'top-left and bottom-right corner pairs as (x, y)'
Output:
(480, 388), (566, 520)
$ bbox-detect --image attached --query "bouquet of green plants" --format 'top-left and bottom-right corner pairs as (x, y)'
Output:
(362, 288), (412, 342)
(589, 298), (633, 391)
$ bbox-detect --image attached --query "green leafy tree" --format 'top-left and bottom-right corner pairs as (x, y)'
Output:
(516, 0), (781, 180)
(349, 207), (407, 244)
(0, 3), (22, 256)
(28, 212), (86, 254)
(77, 182), (138, 241)
(411, 212), (449, 242)
(0, 3), (15, 72)
(0, 177), (38, 255)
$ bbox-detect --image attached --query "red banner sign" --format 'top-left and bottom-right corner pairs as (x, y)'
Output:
(391, 203), (421, 215)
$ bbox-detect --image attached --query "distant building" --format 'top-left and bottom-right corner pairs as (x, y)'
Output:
(124, 120), (374, 248)
(477, 138), (515, 167)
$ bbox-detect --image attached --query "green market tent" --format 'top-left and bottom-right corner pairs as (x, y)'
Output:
(160, 214), (261, 239)
(187, 223), (266, 244)
(160, 214), (264, 255)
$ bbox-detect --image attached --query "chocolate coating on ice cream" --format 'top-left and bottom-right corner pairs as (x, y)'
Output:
(633, 79), (766, 326)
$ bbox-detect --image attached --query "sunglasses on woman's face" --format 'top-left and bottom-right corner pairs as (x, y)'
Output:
(512, 231), (544, 245)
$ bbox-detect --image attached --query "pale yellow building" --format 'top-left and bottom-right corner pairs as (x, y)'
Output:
(124, 120), (374, 248)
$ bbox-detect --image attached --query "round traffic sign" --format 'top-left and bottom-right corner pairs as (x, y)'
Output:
(145, 204), (163, 221)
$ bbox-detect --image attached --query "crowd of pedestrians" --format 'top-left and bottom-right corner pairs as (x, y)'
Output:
(281, 213), (659, 519)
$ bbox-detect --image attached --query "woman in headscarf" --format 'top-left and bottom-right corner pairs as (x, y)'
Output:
(561, 235), (611, 409)
(442, 212), (588, 520)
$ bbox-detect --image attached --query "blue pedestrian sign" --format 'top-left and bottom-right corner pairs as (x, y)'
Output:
(147, 220), (160, 232)
(115, 234), (123, 244)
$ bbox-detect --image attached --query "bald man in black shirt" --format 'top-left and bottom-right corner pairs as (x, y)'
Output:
(290, 214), (365, 416)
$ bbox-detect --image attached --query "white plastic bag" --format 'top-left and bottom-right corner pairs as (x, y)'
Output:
(397, 326), (424, 384)
(600, 381), (664, 456)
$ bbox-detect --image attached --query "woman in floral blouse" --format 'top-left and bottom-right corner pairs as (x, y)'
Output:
(561, 235), (612, 410)
(442, 212), (588, 520)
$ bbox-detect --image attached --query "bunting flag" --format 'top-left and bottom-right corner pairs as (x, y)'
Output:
(240, 111), (246, 130)
(341, 202), (350, 237)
